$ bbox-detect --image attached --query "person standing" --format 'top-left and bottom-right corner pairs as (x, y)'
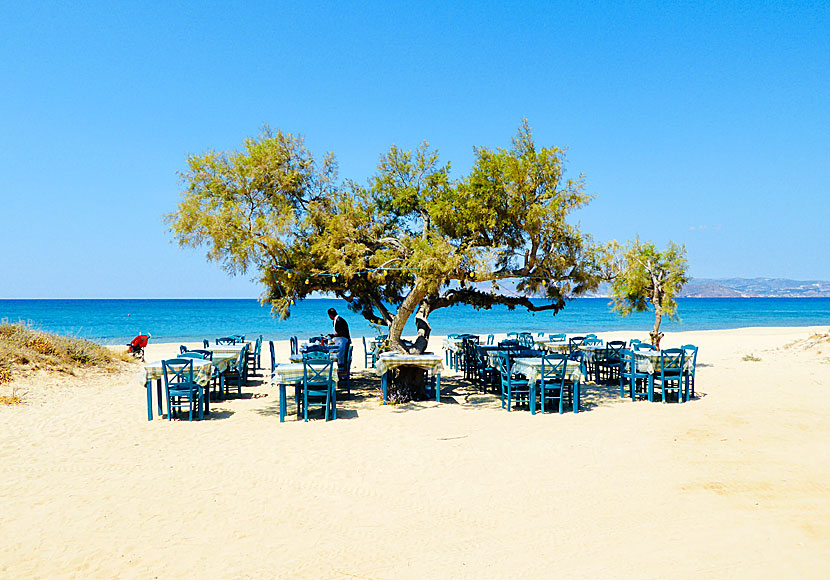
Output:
(327, 308), (351, 367)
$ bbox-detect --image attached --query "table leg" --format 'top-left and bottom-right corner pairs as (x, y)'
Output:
(435, 373), (441, 402)
(203, 384), (210, 415)
(279, 383), (286, 422)
(146, 378), (153, 421)
(156, 379), (163, 417)
(573, 379), (580, 413)
(381, 372), (388, 404)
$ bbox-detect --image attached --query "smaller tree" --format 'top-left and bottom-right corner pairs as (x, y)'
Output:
(610, 239), (689, 348)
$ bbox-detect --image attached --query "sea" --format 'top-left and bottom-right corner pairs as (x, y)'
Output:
(2, 298), (830, 346)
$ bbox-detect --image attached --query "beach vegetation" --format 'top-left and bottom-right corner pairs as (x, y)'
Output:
(0, 323), (134, 384)
(169, 121), (605, 399)
(742, 353), (761, 362)
(609, 239), (689, 348)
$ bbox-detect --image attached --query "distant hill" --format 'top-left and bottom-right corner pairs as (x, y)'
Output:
(467, 278), (830, 299)
(679, 278), (830, 298)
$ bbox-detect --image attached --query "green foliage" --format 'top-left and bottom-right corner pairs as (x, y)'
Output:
(610, 239), (689, 347)
(169, 121), (605, 353)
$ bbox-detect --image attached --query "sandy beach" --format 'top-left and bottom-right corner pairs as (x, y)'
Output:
(1, 327), (829, 579)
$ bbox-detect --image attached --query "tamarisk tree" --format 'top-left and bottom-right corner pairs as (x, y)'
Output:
(168, 122), (605, 399)
(609, 239), (689, 348)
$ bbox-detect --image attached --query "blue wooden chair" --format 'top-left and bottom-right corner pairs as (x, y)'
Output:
(486, 334), (495, 346)
(518, 332), (534, 348)
(549, 333), (566, 342)
(203, 339), (210, 349)
(656, 349), (686, 403)
(162, 358), (203, 421)
(568, 336), (586, 356)
(231, 335), (245, 342)
(301, 351), (335, 421)
(634, 343), (657, 352)
(681, 344), (698, 398)
(538, 353), (570, 414)
(497, 351), (534, 413)
(216, 336), (237, 345)
(595, 340), (626, 384)
(178, 351), (206, 360)
(269, 340), (276, 376)
(179, 345), (188, 354)
(619, 349), (654, 401)
(290, 336), (299, 356)
(362, 336), (377, 368)
(222, 345), (249, 396)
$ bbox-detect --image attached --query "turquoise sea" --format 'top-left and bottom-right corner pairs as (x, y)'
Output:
(2, 298), (829, 346)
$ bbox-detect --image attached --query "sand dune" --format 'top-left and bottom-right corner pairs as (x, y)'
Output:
(1, 327), (829, 579)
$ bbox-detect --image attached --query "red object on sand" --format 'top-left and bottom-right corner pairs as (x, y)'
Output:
(127, 334), (150, 360)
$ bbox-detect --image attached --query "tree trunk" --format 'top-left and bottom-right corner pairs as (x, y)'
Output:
(387, 282), (428, 353)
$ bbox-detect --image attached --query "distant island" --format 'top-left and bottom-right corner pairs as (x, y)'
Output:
(584, 278), (830, 298)
(677, 278), (830, 298)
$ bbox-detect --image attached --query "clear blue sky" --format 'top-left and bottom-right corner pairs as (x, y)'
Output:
(2, 1), (828, 298)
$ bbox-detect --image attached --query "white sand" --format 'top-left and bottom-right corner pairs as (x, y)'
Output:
(1, 327), (829, 579)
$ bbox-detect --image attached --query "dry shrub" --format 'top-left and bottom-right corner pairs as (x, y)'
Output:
(0, 323), (138, 383)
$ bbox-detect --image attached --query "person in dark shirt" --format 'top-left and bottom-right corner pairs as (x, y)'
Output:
(327, 308), (350, 366)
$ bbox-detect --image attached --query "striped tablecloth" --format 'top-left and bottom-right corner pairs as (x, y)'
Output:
(208, 344), (248, 356)
(632, 351), (689, 375)
(272, 362), (339, 387)
(535, 340), (570, 354)
(144, 359), (214, 386)
(375, 353), (443, 376)
(511, 357), (583, 385)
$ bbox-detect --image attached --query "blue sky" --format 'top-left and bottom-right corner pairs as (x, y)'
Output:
(1, 1), (828, 298)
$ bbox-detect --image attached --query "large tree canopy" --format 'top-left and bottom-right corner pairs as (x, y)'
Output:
(169, 122), (606, 391)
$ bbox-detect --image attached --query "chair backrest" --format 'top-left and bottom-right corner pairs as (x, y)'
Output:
(290, 336), (299, 355)
(188, 349), (213, 360)
(681, 344), (698, 371)
(518, 332), (534, 348)
(216, 337), (237, 345)
(549, 333), (566, 342)
(660, 348), (685, 375)
(585, 333), (597, 339)
(634, 343), (657, 351)
(583, 337), (603, 347)
(569, 336), (586, 354)
(179, 345), (188, 354)
(162, 358), (194, 386)
(487, 334), (494, 345)
(605, 341), (626, 359)
(178, 351), (206, 360)
(303, 354), (334, 388)
(497, 351), (512, 382)
(540, 353), (567, 384)
(269, 340), (276, 373)
(254, 336), (262, 355)
(232, 335), (245, 342)
(499, 339), (520, 348)
(629, 338), (642, 346)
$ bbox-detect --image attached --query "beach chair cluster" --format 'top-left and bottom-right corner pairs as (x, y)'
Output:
(446, 332), (699, 413)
